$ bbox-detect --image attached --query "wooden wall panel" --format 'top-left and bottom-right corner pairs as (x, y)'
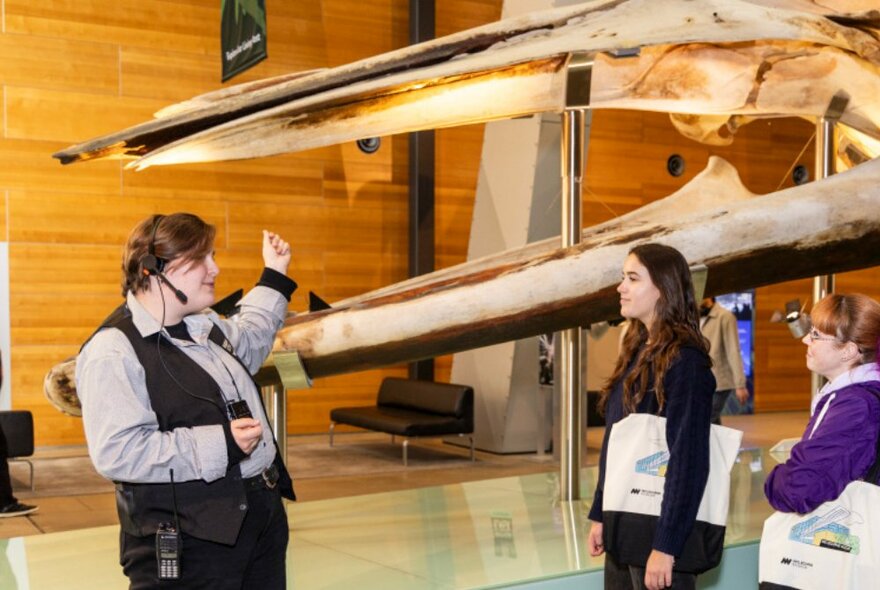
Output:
(0, 36), (118, 94)
(437, 1), (501, 37)
(321, 0), (408, 66)
(120, 48), (223, 104)
(0, 191), (7, 242)
(122, 155), (327, 204)
(754, 279), (813, 412)
(323, 251), (408, 301)
(0, 139), (119, 194)
(7, 192), (227, 244)
(263, 5), (329, 72)
(754, 267), (880, 412)
(5, 1), (218, 54)
(435, 124), (484, 271)
(9, 243), (122, 297)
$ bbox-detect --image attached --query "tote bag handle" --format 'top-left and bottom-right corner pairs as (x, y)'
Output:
(863, 389), (880, 484)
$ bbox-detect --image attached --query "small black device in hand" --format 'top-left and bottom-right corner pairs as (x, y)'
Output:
(156, 523), (180, 580)
(227, 399), (252, 420)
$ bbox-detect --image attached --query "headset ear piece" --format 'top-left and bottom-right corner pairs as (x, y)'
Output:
(141, 254), (158, 276)
(141, 254), (166, 275)
(143, 216), (166, 275)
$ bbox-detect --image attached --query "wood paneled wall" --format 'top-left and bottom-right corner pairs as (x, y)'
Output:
(2, 0), (498, 446)
(2, 1), (872, 446)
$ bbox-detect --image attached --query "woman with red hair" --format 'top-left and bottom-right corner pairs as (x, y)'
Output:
(765, 293), (880, 513)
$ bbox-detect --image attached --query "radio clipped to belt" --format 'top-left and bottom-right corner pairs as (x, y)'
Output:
(157, 469), (182, 581)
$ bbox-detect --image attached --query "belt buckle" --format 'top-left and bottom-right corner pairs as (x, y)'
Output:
(261, 465), (279, 489)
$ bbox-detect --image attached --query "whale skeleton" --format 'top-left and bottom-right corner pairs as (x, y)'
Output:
(44, 156), (880, 413)
(44, 0), (880, 412)
(52, 0), (880, 168)
(270, 156), (880, 376)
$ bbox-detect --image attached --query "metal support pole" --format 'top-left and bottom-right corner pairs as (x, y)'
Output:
(408, 0), (435, 381)
(560, 108), (586, 501)
(261, 383), (288, 465)
(813, 116), (836, 308)
(560, 501), (587, 570)
(811, 94), (845, 394)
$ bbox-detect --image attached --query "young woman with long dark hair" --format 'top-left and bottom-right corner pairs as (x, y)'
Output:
(588, 243), (715, 590)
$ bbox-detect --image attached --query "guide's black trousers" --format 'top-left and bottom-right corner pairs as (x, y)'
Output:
(120, 484), (288, 589)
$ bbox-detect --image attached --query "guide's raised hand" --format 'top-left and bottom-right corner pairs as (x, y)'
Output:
(263, 230), (292, 274)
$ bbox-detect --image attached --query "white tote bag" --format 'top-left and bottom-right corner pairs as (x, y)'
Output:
(602, 413), (743, 573)
(759, 479), (880, 589)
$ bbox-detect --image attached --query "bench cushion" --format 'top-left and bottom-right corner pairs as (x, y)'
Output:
(330, 377), (474, 437)
(377, 377), (472, 417)
(330, 405), (471, 437)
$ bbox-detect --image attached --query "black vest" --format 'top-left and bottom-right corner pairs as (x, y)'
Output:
(87, 304), (294, 545)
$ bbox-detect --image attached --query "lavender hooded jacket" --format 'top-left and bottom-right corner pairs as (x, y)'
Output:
(764, 364), (880, 514)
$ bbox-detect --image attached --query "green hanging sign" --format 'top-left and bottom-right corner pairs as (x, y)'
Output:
(221, 0), (267, 82)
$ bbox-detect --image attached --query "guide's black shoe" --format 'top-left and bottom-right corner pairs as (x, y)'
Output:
(0, 502), (38, 517)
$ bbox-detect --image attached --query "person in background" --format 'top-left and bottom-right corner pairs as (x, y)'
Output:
(0, 350), (38, 518)
(77, 213), (296, 589)
(765, 293), (880, 513)
(588, 243), (715, 590)
(699, 297), (749, 424)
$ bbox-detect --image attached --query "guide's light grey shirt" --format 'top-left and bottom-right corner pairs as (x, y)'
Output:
(77, 287), (287, 484)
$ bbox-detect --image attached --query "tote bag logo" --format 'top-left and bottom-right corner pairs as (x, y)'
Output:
(630, 487), (662, 498)
(779, 556), (813, 570)
(789, 505), (861, 554)
(635, 450), (670, 477)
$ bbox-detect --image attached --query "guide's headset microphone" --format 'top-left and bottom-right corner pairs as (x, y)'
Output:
(142, 254), (188, 304)
(141, 215), (188, 304)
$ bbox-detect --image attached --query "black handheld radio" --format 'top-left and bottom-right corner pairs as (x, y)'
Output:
(227, 399), (253, 420)
(157, 469), (182, 580)
(156, 523), (180, 580)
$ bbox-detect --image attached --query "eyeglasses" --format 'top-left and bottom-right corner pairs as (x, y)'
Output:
(806, 329), (838, 344)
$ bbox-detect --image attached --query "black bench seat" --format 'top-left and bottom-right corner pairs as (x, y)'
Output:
(329, 377), (475, 466)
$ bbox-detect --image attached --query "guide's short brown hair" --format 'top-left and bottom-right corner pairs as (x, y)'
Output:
(121, 213), (216, 296)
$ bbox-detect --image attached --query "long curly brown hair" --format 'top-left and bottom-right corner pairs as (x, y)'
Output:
(599, 243), (710, 415)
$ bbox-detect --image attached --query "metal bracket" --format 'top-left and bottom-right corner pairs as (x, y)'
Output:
(822, 91), (850, 123)
(564, 47), (638, 109)
(690, 264), (709, 301)
(606, 47), (640, 59)
(256, 351), (312, 390)
(271, 350), (313, 390)
(564, 52), (594, 109)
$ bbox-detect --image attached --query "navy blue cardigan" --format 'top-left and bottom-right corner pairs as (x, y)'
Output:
(588, 345), (715, 556)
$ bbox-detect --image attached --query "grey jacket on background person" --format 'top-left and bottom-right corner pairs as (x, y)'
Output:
(701, 303), (747, 391)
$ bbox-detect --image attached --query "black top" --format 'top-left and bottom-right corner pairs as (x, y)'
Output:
(589, 345), (715, 556)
